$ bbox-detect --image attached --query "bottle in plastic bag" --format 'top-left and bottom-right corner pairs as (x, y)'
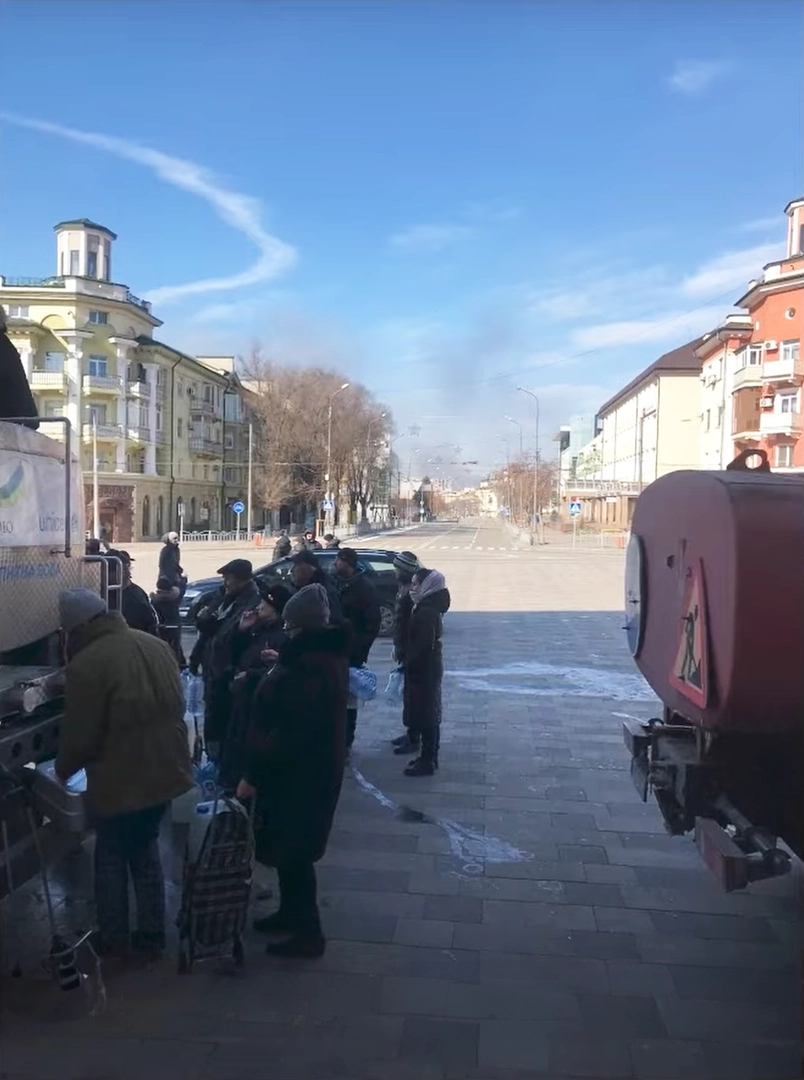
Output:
(384, 667), (404, 705)
(183, 670), (204, 716)
(349, 664), (377, 702)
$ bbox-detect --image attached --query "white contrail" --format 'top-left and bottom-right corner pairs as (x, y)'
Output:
(0, 113), (297, 305)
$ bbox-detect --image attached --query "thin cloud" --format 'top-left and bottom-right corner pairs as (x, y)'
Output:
(571, 305), (726, 351)
(680, 243), (782, 297)
(0, 113), (297, 305)
(739, 215), (782, 234)
(668, 60), (731, 96)
(387, 223), (473, 254)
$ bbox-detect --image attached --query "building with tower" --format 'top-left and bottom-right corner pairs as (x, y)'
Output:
(0, 218), (251, 542)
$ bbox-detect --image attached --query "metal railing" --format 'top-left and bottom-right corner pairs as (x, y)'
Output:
(30, 371), (65, 388)
(83, 374), (122, 392)
(0, 276), (66, 288)
(82, 423), (122, 440)
(127, 379), (151, 398)
(127, 426), (151, 442)
(189, 436), (222, 453)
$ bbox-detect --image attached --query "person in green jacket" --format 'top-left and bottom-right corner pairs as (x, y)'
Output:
(55, 588), (193, 961)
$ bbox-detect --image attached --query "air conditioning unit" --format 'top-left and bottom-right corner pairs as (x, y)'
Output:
(763, 340), (779, 352)
(760, 397), (774, 408)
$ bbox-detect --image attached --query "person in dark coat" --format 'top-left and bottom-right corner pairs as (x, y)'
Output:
(303, 529), (322, 550)
(401, 568), (451, 777)
(334, 547), (381, 751)
(150, 575), (186, 667)
(106, 550), (159, 637)
(0, 307), (39, 428)
(272, 533), (292, 563)
(288, 549), (343, 623)
(237, 584), (349, 959)
(218, 581), (290, 791)
(190, 558), (259, 757)
(322, 533), (340, 550)
(158, 532), (186, 596)
(389, 551), (421, 755)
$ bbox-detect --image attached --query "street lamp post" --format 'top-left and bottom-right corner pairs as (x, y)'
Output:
(516, 386), (542, 544)
(326, 382), (350, 530)
(505, 415), (524, 458)
(365, 412), (386, 523)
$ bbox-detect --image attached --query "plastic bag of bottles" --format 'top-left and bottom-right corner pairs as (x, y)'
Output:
(182, 670), (204, 717)
(349, 665), (377, 702)
(384, 667), (404, 705)
(193, 758), (219, 800)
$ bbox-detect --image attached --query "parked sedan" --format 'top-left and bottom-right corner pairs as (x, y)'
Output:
(180, 548), (400, 636)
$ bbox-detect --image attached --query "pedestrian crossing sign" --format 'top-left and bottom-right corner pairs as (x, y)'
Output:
(669, 560), (710, 709)
(569, 500), (582, 516)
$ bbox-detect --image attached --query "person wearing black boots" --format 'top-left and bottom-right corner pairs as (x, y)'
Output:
(401, 568), (451, 777)
(390, 551), (421, 756)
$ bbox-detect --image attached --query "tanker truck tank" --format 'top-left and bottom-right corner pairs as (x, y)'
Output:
(622, 448), (804, 891)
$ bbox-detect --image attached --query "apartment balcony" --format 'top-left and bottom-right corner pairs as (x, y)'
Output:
(190, 399), (217, 418)
(127, 426), (152, 444)
(762, 357), (804, 384)
(155, 429), (169, 445)
(30, 371), (65, 389)
(732, 365), (764, 390)
(731, 418), (761, 441)
(127, 379), (151, 399)
(759, 411), (802, 437)
(189, 435), (222, 456)
(82, 423), (123, 441)
(83, 374), (123, 394)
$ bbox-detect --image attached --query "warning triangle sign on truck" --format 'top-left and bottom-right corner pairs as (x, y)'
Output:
(669, 560), (710, 709)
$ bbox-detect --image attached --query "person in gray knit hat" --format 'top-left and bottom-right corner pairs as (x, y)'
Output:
(237, 580), (349, 959)
(55, 588), (192, 961)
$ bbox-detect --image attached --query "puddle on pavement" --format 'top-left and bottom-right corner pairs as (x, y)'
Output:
(446, 660), (657, 702)
(351, 767), (531, 876)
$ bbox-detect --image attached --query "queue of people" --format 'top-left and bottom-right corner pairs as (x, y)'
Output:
(58, 531), (448, 960)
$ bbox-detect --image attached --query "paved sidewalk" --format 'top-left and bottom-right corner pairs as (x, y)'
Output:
(1, 521), (799, 1080)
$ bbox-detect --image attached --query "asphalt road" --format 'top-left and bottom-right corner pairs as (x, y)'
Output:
(2, 519), (799, 1080)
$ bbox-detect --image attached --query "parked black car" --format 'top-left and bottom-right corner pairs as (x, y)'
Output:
(180, 548), (400, 636)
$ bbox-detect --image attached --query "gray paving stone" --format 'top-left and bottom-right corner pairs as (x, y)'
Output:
(548, 1037), (635, 1078)
(657, 996), (798, 1042)
(482, 858), (587, 883)
(606, 960), (678, 998)
(329, 830), (420, 853)
(315, 941), (480, 983)
(482, 898), (597, 931)
(669, 964), (798, 1005)
(379, 975), (450, 1016)
(394, 918), (455, 948)
(324, 909), (399, 944)
(636, 936), (793, 970)
(629, 1038), (709, 1079)
(423, 895), (483, 924)
(648, 910), (778, 943)
(477, 1021), (551, 1072)
(318, 867), (411, 893)
(702, 1040), (802, 1079)
(578, 993), (667, 1039)
(585, 863), (639, 885)
(399, 1017), (479, 1072)
(320, 888), (426, 920)
(595, 906), (656, 935)
(443, 979), (582, 1021)
(562, 881), (625, 906)
(479, 952), (610, 993)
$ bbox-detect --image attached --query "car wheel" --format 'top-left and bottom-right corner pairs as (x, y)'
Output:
(378, 603), (395, 637)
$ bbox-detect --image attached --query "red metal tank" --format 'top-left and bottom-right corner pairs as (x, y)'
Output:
(626, 454), (804, 736)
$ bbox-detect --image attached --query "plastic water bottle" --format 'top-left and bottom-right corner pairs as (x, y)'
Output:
(184, 672), (203, 716)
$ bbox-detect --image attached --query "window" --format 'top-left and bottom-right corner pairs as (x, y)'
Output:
(781, 340), (800, 362)
(86, 404), (107, 425)
(203, 383), (212, 403)
(203, 465), (209, 480)
(223, 466), (236, 482)
(177, 418), (183, 438)
(44, 351), (65, 372)
(705, 409), (711, 432)
(87, 355), (108, 377)
(736, 344), (762, 369)
(69, 250), (80, 275)
(88, 310), (108, 325)
(8, 304), (29, 318)
(779, 393), (798, 414)
(717, 404), (724, 429)
(177, 378), (184, 394)
(44, 401), (64, 417)
(155, 404), (163, 432)
(87, 250), (97, 277)
(156, 367), (165, 386)
(799, 223), (804, 256)
(776, 445), (794, 468)
(224, 433), (235, 450)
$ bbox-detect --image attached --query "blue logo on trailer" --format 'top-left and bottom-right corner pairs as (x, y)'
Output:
(569, 500), (582, 516)
(232, 500), (245, 515)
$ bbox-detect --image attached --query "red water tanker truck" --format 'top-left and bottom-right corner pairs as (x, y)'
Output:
(622, 448), (803, 891)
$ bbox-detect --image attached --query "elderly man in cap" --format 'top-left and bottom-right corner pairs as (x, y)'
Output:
(238, 583), (349, 958)
(190, 558), (260, 757)
(334, 548), (381, 751)
(288, 548), (343, 622)
(55, 588), (192, 960)
(105, 549), (159, 636)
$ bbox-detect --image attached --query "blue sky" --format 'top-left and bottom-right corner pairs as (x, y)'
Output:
(1, 0), (801, 479)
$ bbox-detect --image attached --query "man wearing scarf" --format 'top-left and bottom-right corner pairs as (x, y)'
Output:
(401, 568), (451, 777)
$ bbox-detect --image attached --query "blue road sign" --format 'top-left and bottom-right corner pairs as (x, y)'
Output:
(232, 500), (245, 515)
(322, 498), (335, 512)
(569, 500), (582, 516)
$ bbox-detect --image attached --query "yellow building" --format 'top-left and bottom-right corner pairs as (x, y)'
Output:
(0, 219), (251, 542)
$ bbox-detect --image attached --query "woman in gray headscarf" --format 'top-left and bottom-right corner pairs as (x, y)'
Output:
(401, 568), (451, 777)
